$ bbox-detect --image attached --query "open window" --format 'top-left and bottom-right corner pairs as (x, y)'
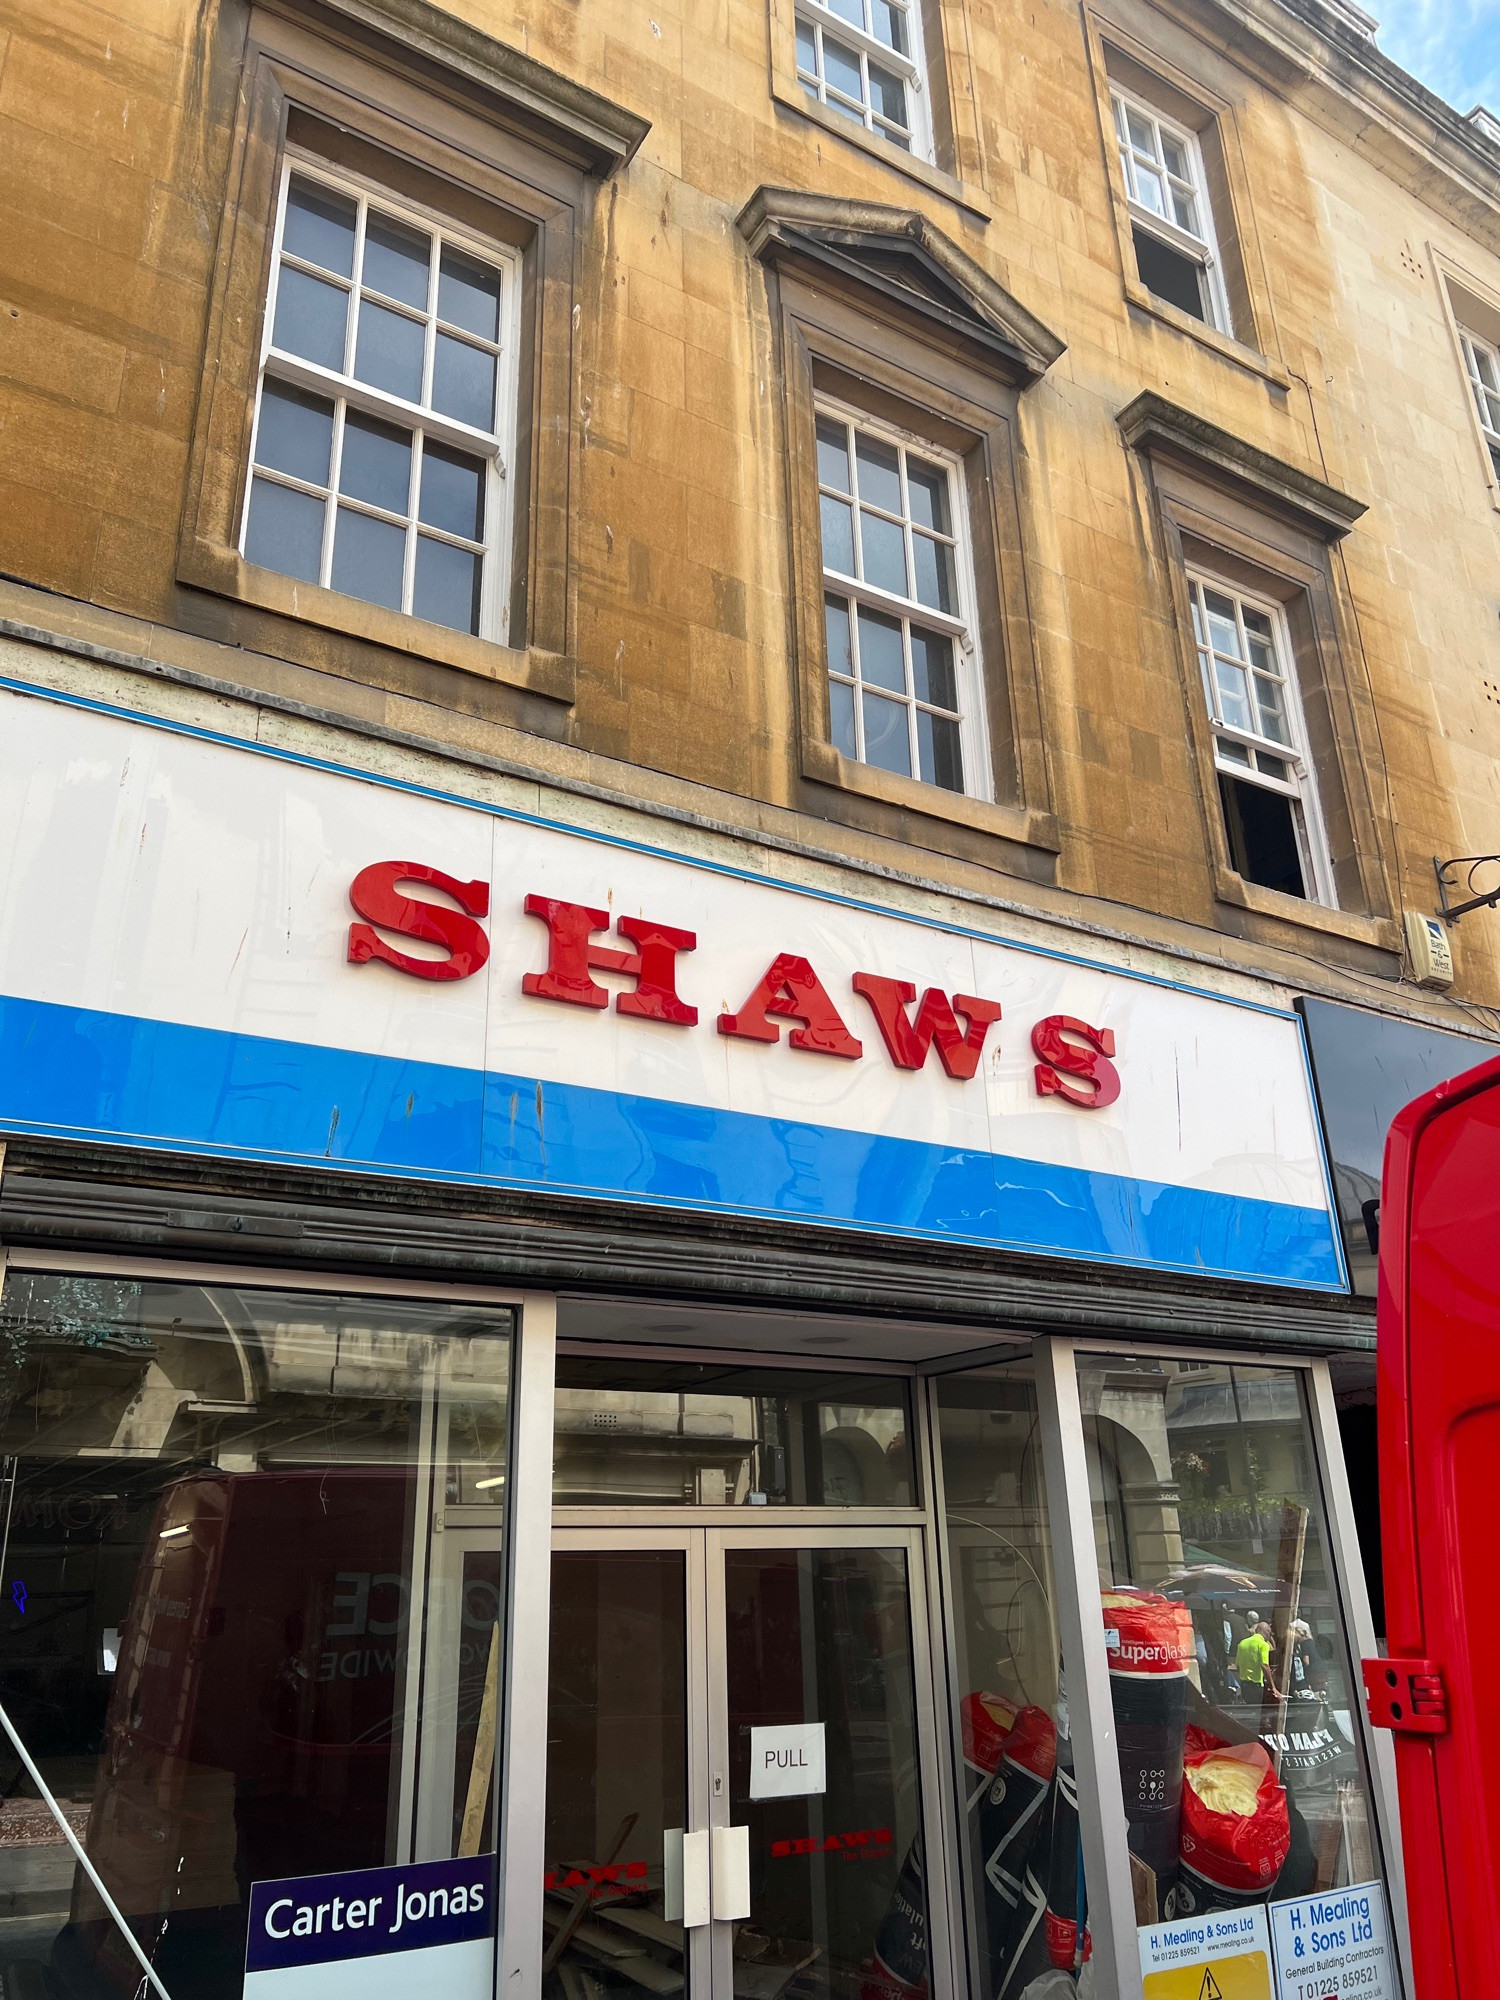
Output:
(1110, 85), (1231, 333)
(1119, 393), (1397, 956)
(1188, 571), (1335, 905)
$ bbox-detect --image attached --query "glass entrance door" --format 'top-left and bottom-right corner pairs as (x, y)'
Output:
(545, 1527), (942, 2000)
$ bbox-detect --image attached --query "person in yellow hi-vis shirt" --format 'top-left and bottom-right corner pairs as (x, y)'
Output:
(1235, 1618), (1282, 1703)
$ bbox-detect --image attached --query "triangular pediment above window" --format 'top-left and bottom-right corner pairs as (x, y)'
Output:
(737, 187), (1064, 385)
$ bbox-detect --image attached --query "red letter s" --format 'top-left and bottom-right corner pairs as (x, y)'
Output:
(347, 862), (491, 981)
(1031, 1015), (1119, 1109)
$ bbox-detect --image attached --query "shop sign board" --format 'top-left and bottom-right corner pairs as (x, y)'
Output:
(244, 1856), (493, 2000)
(1268, 1882), (1395, 2000)
(1138, 1906), (1274, 2000)
(0, 683), (1344, 1288)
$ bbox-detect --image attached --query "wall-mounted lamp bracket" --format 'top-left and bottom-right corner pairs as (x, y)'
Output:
(1435, 854), (1500, 923)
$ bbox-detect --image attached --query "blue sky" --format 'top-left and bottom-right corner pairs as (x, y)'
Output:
(1376, 0), (1500, 111)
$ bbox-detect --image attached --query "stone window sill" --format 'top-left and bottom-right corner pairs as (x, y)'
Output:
(1215, 867), (1398, 952)
(803, 736), (1060, 852)
(771, 82), (992, 221)
(1124, 277), (1291, 392)
(178, 539), (576, 703)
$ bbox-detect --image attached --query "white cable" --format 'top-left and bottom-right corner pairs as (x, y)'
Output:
(0, 1697), (173, 2000)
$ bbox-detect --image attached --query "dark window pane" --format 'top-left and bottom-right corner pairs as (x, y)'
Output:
(819, 493), (855, 574)
(917, 709), (964, 792)
(363, 214), (430, 310)
(829, 676), (857, 757)
(869, 61), (908, 125)
(1219, 773), (1306, 898)
(253, 381), (334, 487)
(244, 476), (324, 583)
(906, 455), (949, 533)
(870, 0), (907, 50)
(419, 443), (485, 540)
(271, 265), (348, 370)
(912, 533), (956, 613)
(432, 335), (496, 431)
(824, 35), (863, 99)
(354, 298), (425, 402)
(854, 432), (901, 513)
(910, 628), (956, 708)
(817, 417), (851, 493)
(797, 16), (818, 69)
(863, 689), (911, 775)
(339, 412), (412, 515)
(824, 594), (853, 675)
(881, 125), (912, 149)
(282, 178), (356, 277)
(331, 505), (405, 610)
(414, 535), (482, 633)
(857, 607), (905, 692)
(438, 249), (502, 343)
(860, 509), (908, 595)
(1132, 225), (1207, 320)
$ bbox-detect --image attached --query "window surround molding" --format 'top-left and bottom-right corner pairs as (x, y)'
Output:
(177, 1), (648, 708)
(1433, 246), (1500, 511)
(766, 0), (993, 219)
(741, 187), (1063, 873)
(1082, 15), (1291, 391)
(1118, 393), (1398, 960)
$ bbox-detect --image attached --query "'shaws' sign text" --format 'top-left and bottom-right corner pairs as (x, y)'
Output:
(347, 861), (1119, 1109)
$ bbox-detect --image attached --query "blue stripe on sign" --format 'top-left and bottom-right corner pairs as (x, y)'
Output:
(0, 994), (1343, 1288)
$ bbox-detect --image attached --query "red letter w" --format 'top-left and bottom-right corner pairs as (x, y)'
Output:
(852, 976), (1000, 1080)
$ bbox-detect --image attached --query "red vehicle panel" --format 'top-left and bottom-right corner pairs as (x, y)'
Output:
(1377, 1051), (1500, 1998)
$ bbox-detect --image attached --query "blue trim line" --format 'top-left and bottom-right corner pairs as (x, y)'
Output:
(0, 995), (1344, 1290)
(0, 673), (1299, 1021)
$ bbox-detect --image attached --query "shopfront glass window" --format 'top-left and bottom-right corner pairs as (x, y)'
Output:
(1076, 1356), (1387, 1935)
(553, 1357), (914, 1505)
(0, 1271), (512, 2000)
(936, 1363), (1092, 1997)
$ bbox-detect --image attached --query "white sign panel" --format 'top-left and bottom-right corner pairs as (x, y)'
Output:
(749, 1723), (827, 1799)
(244, 1858), (492, 2000)
(1138, 1905), (1273, 1997)
(0, 685), (1343, 1287)
(1269, 1881), (1396, 2000)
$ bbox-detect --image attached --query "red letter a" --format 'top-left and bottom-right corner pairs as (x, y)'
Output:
(853, 975), (1001, 1079)
(718, 954), (862, 1058)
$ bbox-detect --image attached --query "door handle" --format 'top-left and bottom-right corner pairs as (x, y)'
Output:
(711, 1824), (751, 1921)
(663, 1827), (712, 1928)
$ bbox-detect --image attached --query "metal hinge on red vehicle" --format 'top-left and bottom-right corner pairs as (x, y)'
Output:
(1362, 1657), (1448, 1733)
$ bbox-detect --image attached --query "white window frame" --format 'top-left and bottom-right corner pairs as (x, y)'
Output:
(1458, 326), (1500, 483)
(794, 0), (933, 161)
(1188, 569), (1337, 906)
(240, 153), (522, 645)
(1111, 86), (1232, 335)
(815, 395), (992, 801)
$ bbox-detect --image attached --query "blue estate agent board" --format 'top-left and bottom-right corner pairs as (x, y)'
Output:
(245, 1856), (494, 2000)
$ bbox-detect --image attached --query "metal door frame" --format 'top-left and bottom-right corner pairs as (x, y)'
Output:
(549, 1520), (955, 1998)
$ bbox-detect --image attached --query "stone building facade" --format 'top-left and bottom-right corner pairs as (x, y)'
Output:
(0, 0), (1497, 1993)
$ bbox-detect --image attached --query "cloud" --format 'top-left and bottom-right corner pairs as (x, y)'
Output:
(1375, 0), (1500, 112)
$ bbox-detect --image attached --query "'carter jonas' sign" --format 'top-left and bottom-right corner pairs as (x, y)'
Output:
(0, 684), (1345, 1288)
(346, 861), (1119, 1109)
